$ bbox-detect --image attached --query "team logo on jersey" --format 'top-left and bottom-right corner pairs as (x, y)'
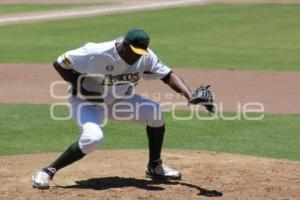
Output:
(105, 65), (114, 71)
(100, 72), (140, 85)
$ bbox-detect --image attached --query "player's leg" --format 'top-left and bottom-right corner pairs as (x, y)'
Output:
(32, 96), (104, 189)
(109, 95), (181, 180)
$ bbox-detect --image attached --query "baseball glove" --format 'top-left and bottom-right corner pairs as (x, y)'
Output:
(189, 85), (215, 114)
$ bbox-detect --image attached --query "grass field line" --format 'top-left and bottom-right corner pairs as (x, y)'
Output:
(0, 0), (208, 26)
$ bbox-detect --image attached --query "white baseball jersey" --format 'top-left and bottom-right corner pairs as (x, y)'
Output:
(57, 37), (171, 105)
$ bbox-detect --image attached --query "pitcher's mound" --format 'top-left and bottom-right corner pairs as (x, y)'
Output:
(1, 150), (299, 200)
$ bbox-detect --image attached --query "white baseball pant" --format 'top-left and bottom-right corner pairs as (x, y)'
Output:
(69, 94), (164, 154)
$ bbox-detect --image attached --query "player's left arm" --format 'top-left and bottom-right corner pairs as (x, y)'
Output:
(163, 71), (215, 113)
(162, 71), (192, 100)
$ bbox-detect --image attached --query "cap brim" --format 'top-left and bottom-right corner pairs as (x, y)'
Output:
(130, 45), (149, 56)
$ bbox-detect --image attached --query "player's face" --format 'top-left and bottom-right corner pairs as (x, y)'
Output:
(123, 42), (141, 65)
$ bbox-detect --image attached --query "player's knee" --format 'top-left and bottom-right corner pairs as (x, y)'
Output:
(147, 102), (165, 128)
(79, 122), (103, 154)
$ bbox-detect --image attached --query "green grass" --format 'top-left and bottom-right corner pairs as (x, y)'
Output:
(0, 4), (300, 70)
(0, 3), (112, 15)
(0, 104), (299, 161)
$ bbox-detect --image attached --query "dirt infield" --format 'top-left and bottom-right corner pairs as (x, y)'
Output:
(1, 64), (300, 114)
(0, 150), (299, 200)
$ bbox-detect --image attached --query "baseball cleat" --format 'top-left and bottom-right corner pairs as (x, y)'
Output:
(31, 168), (55, 189)
(146, 163), (181, 180)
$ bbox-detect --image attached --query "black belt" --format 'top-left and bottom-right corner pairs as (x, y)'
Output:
(70, 88), (77, 96)
(69, 88), (104, 103)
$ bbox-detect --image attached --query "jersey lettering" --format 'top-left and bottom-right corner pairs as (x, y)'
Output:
(101, 72), (140, 85)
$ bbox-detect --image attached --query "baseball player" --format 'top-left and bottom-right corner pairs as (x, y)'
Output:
(32, 28), (214, 189)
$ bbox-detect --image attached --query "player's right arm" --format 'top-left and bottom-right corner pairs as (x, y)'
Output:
(54, 42), (98, 80)
(55, 42), (100, 87)
(53, 44), (103, 102)
(53, 57), (80, 89)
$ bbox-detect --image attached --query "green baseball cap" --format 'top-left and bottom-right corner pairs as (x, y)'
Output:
(124, 28), (150, 56)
